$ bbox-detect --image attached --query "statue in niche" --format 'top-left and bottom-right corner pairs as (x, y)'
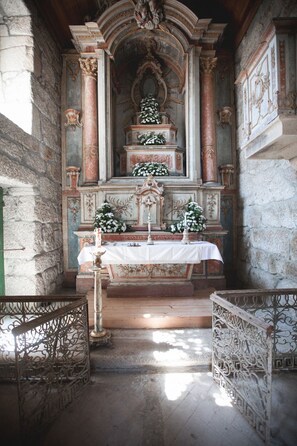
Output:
(134, 0), (164, 30)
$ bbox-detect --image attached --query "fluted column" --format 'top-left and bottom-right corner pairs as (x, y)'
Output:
(79, 57), (98, 184)
(200, 57), (218, 183)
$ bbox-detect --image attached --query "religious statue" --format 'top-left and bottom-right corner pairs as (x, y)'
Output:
(134, 0), (164, 30)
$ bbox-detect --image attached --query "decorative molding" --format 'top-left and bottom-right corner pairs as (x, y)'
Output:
(68, 198), (80, 224)
(206, 193), (218, 220)
(66, 59), (80, 81)
(218, 164), (234, 188)
(66, 166), (81, 190)
(107, 195), (134, 218)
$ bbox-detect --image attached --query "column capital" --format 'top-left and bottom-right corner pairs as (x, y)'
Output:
(79, 57), (97, 79)
(200, 57), (217, 74)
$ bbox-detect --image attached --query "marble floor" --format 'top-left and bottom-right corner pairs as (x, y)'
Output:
(0, 329), (296, 446)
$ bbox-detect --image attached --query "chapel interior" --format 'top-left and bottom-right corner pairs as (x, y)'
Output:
(0, 0), (297, 444)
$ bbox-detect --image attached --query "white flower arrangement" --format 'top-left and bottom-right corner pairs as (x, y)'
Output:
(132, 162), (169, 176)
(170, 201), (207, 233)
(138, 132), (166, 145)
(94, 201), (127, 233)
(139, 94), (161, 124)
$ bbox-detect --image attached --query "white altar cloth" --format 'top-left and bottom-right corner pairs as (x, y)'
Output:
(77, 241), (223, 265)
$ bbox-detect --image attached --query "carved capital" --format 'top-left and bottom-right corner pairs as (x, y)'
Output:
(79, 58), (97, 79)
(200, 57), (217, 74)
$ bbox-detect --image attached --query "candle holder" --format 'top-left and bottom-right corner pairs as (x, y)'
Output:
(89, 249), (111, 346)
(181, 226), (190, 244)
(147, 211), (154, 245)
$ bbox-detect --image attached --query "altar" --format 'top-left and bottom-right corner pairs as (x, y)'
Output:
(78, 241), (223, 297)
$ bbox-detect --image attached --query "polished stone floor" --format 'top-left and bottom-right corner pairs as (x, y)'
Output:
(1, 329), (296, 446)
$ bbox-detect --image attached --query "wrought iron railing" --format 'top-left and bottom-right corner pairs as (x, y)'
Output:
(210, 289), (297, 445)
(0, 295), (90, 441)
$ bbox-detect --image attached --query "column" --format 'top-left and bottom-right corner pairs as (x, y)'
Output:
(79, 57), (98, 184)
(200, 57), (218, 183)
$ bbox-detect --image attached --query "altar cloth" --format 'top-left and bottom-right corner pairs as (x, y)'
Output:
(77, 241), (223, 265)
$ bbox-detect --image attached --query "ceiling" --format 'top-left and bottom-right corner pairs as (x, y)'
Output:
(32, 0), (262, 50)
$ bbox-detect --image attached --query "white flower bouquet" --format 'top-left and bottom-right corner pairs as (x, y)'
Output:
(132, 162), (169, 176)
(138, 132), (166, 145)
(170, 201), (207, 233)
(94, 201), (127, 233)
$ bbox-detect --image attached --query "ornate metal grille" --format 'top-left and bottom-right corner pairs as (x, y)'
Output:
(211, 289), (297, 445)
(0, 296), (90, 441)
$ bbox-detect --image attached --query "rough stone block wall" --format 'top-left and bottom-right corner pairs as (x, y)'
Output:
(0, 0), (63, 295)
(235, 0), (297, 289)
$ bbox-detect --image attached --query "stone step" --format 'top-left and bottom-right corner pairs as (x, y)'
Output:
(90, 328), (213, 373)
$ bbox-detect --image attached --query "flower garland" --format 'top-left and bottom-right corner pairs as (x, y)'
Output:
(139, 94), (161, 124)
(132, 162), (169, 176)
(138, 131), (166, 145)
(94, 201), (127, 233)
(169, 201), (207, 233)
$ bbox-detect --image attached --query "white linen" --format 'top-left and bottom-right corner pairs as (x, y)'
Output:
(77, 241), (223, 265)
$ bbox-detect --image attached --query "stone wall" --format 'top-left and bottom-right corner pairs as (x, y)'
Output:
(0, 0), (63, 295)
(235, 0), (297, 289)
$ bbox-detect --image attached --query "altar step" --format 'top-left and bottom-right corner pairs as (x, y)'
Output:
(86, 288), (214, 329)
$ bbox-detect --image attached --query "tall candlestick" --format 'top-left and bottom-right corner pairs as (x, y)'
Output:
(147, 209), (153, 245)
(184, 213), (187, 227)
(95, 228), (102, 248)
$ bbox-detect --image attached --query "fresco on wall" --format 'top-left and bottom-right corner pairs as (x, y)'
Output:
(67, 197), (81, 269)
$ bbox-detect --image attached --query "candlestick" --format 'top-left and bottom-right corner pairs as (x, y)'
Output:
(184, 212), (187, 228)
(147, 209), (154, 245)
(95, 228), (102, 249)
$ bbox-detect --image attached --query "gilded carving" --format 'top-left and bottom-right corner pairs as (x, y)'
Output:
(79, 58), (97, 79)
(200, 57), (217, 74)
(134, 0), (164, 30)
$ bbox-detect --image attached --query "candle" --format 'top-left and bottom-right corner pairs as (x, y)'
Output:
(147, 210), (151, 233)
(184, 213), (187, 227)
(95, 228), (102, 248)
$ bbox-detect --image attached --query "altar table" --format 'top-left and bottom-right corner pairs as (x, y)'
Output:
(77, 241), (223, 265)
(77, 241), (223, 298)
